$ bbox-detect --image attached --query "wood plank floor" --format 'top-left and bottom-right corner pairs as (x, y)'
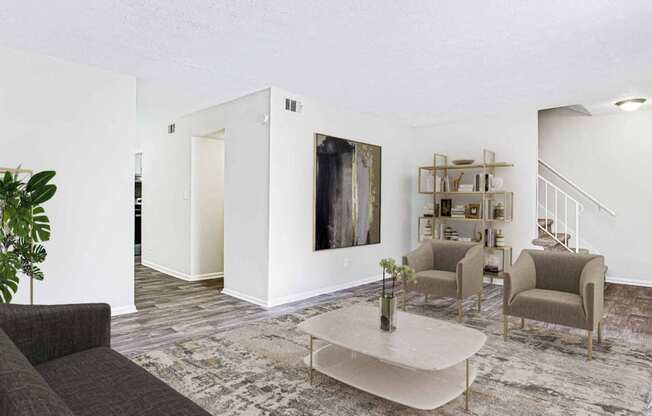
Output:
(112, 263), (384, 357)
(112, 263), (652, 357)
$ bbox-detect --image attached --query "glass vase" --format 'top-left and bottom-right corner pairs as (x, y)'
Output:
(379, 294), (397, 332)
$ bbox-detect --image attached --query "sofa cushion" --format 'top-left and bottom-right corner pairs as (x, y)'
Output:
(0, 329), (74, 416)
(509, 288), (588, 329)
(36, 347), (209, 416)
(409, 269), (458, 298)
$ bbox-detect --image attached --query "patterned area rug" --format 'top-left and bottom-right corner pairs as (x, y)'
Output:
(133, 293), (652, 415)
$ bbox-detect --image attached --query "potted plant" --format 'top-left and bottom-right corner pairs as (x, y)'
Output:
(0, 169), (57, 303)
(379, 258), (415, 332)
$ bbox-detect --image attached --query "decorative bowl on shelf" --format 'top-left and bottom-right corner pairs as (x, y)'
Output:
(451, 159), (475, 166)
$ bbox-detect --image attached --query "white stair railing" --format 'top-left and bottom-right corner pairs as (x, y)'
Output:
(538, 159), (616, 216)
(537, 175), (583, 253)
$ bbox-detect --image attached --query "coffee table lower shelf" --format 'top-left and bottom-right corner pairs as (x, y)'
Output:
(304, 343), (478, 410)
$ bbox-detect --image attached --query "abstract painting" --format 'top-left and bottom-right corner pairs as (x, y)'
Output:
(314, 133), (381, 250)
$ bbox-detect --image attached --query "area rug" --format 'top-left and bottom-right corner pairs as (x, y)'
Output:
(132, 294), (652, 415)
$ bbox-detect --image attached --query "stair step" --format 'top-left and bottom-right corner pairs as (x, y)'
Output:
(532, 237), (559, 248)
(536, 232), (571, 243)
(537, 218), (553, 228)
(532, 237), (590, 254)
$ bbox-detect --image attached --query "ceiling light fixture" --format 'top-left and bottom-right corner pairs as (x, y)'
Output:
(615, 97), (647, 112)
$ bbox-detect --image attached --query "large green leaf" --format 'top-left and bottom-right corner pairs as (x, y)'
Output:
(0, 252), (20, 302)
(29, 244), (47, 263)
(0, 169), (56, 302)
(26, 171), (56, 192)
(6, 204), (32, 238)
(21, 263), (44, 281)
(0, 252), (20, 277)
(0, 286), (13, 303)
(31, 206), (51, 242)
(30, 184), (57, 205)
(0, 274), (18, 303)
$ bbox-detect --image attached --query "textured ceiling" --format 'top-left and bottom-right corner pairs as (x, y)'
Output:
(1, 1), (652, 125)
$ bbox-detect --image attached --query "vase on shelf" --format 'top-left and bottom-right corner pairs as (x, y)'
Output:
(495, 229), (505, 247)
(379, 294), (397, 332)
(494, 202), (505, 220)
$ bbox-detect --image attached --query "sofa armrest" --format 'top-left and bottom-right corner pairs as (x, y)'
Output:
(0, 303), (111, 365)
(502, 252), (536, 310)
(579, 256), (605, 328)
(456, 245), (484, 298)
(403, 241), (433, 273)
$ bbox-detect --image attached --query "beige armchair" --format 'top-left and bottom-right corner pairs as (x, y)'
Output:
(402, 240), (484, 321)
(502, 250), (605, 360)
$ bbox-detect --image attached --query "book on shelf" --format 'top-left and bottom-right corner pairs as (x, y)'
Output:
(458, 184), (474, 192)
(484, 228), (497, 247)
(448, 203), (465, 219)
(485, 199), (494, 220)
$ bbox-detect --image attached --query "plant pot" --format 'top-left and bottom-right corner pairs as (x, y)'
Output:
(379, 295), (397, 332)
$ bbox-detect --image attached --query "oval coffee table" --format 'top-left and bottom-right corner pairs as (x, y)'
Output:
(298, 304), (487, 411)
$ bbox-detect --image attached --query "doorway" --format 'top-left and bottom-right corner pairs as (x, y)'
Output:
(134, 152), (142, 264)
(190, 130), (225, 279)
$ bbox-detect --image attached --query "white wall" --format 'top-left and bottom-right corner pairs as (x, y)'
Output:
(413, 112), (539, 261)
(141, 85), (541, 307)
(0, 46), (136, 314)
(142, 89), (271, 303)
(539, 108), (652, 284)
(267, 87), (415, 306)
(190, 136), (224, 277)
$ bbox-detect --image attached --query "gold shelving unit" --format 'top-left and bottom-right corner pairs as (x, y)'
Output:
(417, 150), (514, 279)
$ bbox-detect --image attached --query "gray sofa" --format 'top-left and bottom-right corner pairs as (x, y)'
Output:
(0, 303), (210, 416)
(403, 240), (484, 321)
(502, 250), (605, 360)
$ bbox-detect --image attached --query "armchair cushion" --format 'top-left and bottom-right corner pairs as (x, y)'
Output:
(408, 270), (458, 298)
(509, 289), (587, 329)
(432, 240), (476, 272)
(526, 250), (599, 295)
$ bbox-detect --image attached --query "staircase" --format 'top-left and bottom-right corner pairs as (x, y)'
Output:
(535, 159), (616, 254)
(533, 218), (588, 253)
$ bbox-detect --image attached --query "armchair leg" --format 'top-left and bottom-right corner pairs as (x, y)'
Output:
(587, 330), (593, 360)
(597, 321), (602, 344)
(520, 318), (525, 329)
(503, 315), (508, 341)
(477, 291), (482, 312)
(458, 301), (463, 322)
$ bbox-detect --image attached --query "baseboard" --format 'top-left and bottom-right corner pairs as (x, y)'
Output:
(221, 288), (268, 307)
(112, 304), (138, 316)
(222, 275), (384, 309)
(606, 275), (652, 288)
(266, 274), (383, 308)
(187, 272), (224, 281)
(142, 260), (223, 282)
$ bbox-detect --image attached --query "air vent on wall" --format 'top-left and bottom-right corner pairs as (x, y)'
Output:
(285, 98), (302, 113)
(168, 123), (175, 134)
